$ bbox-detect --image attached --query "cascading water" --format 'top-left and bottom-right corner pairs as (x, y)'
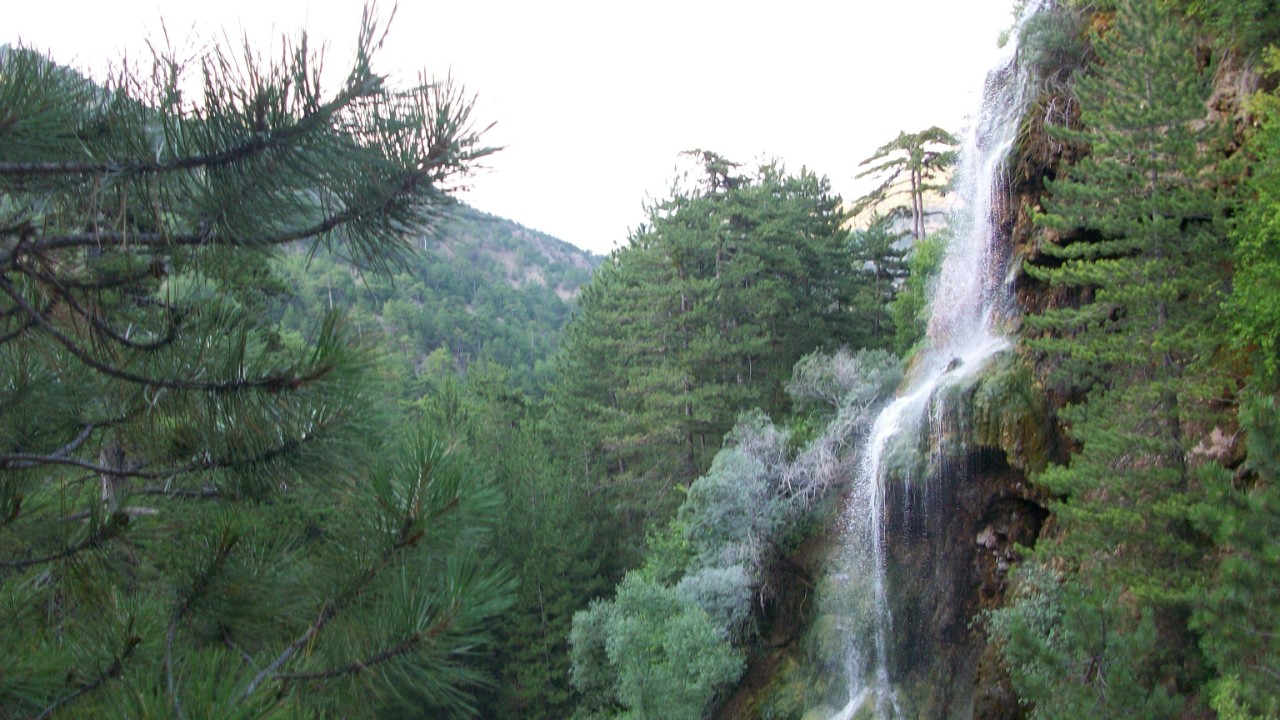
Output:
(828, 5), (1040, 719)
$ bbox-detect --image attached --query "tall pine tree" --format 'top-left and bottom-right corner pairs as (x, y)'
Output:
(995, 1), (1236, 715)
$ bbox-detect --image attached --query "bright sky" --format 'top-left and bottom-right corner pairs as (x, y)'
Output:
(8, 1), (1015, 255)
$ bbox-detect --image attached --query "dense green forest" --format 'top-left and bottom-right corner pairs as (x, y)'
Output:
(3, 0), (1280, 719)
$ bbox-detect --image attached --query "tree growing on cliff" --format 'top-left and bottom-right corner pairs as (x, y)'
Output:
(0, 13), (511, 718)
(997, 0), (1235, 714)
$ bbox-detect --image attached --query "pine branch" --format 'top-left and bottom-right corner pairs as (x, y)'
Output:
(274, 617), (453, 682)
(139, 485), (222, 498)
(18, 261), (161, 292)
(0, 70), (381, 180)
(0, 512), (125, 569)
(0, 314), (39, 344)
(51, 423), (98, 460)
(239, 603), (334, 701)
(13, 161), (426, 255)
(33, 634), (141, 720)
(17, 263), (183, 353)
(2, 428), (321, 480)
(0, 273), (336, 394)
(223, 627), (257, 668)
(165, 527), (238, 720)
(0, 294), (53, 345)
(238, 510), (435, 702)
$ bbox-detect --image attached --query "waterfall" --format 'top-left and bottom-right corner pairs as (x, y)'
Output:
(828, 5), (1040, 719)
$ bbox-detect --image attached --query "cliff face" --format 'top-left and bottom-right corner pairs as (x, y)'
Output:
(875, 355), (1059, 720)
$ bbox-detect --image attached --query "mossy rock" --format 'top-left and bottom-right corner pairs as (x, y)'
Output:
(752, 652), (844, 720)
(937, 351), (1055, 474)
(969, 353), (1054, 473)
(754, 656), (818, 720)
(800, 707), (839, 720)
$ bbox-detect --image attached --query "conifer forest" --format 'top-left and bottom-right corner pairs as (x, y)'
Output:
(2, 1), (1280, 718)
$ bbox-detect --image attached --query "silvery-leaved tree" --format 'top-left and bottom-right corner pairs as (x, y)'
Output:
(0, 7), (511, 718)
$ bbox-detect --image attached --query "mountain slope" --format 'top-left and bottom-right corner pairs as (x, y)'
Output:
(273, 203), (602, 388)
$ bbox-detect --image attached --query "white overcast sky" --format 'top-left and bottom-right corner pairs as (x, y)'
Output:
(8, 1), (1015, 255)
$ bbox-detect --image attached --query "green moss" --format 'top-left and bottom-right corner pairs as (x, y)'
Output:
(881, 352), (1055, 487)
(931, 351), (1055, 475)
(755, 656), (816, 720)
(967, 352), (1055, 473)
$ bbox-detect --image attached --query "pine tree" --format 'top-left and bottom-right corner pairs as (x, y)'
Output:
(995, 1), (1236, 714)
(846, 213), (910, 351)
(1025, 0), (1232, 592)
(853, 126), (958, 242)
(0, 12), (511, 718)
(551, 154), (855, 545)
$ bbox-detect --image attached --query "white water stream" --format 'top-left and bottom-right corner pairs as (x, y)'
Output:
(829, 6), (1040, 718)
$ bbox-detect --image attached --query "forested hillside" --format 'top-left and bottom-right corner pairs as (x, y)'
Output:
(271, 203), (598, 391)
(4, 1), (1280, 719)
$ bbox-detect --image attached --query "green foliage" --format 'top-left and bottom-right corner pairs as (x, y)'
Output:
(1228, 49), (1280, 388)
(570, 574), (743, 720)
(568, 346), (902, 718)
(608, 575), (744, 719)
(676, 565), (754, 637)
(0, 14), (514, 718)
(987, 565), (1182, 720)
(845, 214), (910, 350)
(679, 448), (781, 570)
(568, 597), (620, 715)
(1017, 0), (1092, 92)
(551, 152), (857, 545)
(271, 205), (597, 394)
(1191, 395), (1280, 719)
(401, 356), (615, 720)
(1179, 0), (1280, 55)
(1002, 1), (1239, 715)
(889, 231), (947, 355)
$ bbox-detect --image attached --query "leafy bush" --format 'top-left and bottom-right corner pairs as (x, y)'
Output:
(568, 347), (904, 718)
(787, 348), (902, 415)
(677, 565), (754, 639)
(569, 574), (743, 720)
(680, 447), (782, 571)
